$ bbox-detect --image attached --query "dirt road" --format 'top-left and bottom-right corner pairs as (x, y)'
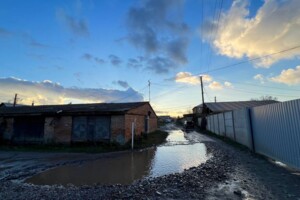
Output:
(0, 125), (300, 199)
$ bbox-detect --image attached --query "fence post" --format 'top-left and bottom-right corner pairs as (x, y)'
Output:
(217, 114), (220, 135)
(248, 108), (256, 152)
(131, 121), (135, 150)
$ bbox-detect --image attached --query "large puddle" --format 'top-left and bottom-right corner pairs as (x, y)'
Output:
(26, 128), (210, 186)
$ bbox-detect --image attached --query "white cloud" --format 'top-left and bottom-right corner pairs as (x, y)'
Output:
(175, 72), (212, 85)
(253, 74), (265, 84)
(224, 81), (233, 87)
(208, 81), (223, 90)
(201, 0), (300, 67)
(0, 77), (143, 105)
(270, 66), (300, 85)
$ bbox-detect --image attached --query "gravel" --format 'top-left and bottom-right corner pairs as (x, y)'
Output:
(1, 130), (300, 200)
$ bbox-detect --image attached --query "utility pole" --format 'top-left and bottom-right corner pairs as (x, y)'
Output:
(200, 76), (204, 105)
(214, 96), (216, 103)
(148, 80), (151, 102)
(13, 93), (18, 107)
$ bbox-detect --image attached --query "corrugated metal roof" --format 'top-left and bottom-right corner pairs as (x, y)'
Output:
(0, 102), (148, 116)
(194, 100), (279, 113)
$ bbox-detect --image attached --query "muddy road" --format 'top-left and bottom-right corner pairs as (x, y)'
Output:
(0, 124), (300, 199)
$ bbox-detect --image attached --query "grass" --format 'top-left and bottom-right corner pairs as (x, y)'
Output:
(0, 130), (169, 153)
(133, 130), (168, 149)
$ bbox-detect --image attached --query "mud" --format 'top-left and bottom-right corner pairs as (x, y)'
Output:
(0, 124), (300, 199)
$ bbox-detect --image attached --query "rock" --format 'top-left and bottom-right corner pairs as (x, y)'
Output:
(156, 191), (162, 195)
(234, 190), (242, 196)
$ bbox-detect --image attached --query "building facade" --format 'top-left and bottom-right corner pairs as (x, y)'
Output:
(0, 102), (157, 145)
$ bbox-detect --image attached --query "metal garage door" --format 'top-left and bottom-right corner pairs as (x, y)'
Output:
(13, 117), (45, 143)
(72, 116), (110, 142)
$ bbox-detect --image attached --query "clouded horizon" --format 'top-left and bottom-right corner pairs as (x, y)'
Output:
(1, 0), (300, 116)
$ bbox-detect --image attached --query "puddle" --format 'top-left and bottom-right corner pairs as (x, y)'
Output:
(26, 129), (210, 186)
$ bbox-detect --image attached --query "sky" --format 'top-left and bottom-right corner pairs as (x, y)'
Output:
(1, 0), (300, 117)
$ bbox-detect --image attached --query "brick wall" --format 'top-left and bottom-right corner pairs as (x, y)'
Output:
(125, 103), (158, 143)
(124, 114), (145, 142)
(110, 115), (126, 144)
(0, 117), (14, 142)
(44, 116), (72, 144)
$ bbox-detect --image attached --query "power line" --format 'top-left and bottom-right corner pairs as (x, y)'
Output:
(214, 77), (300, 92)
(225, 87), (299, 98)
(207, 0), (223, 72)
(201, 44), (300, 75)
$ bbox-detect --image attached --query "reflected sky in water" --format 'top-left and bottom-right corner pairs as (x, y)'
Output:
(26, 129), (209, 186)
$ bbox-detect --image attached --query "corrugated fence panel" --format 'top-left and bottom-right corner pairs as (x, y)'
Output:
(207, 116), (211, 131)
(213, 115), (219, 135)
(218, 113), (225, 136)
(233, 108), (253, 149)
(251, 99), (300, 169)
(224, 111), (235, 140)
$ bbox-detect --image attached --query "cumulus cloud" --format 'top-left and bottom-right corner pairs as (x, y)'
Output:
(127, 55), (178, 74)
(113, 80), (129, 89)
(175, 72), (212, 85)
(126, 0), (189, 73)
(174, 72), (233, 91)
(127, 58), (144, 68)
(201, 0), (300, 67)
(82, 53), (105, 64)
(109, 55), (122, 66)
(146, 56), (177, 74)
(0, 77), (143, 105)
(254, 74), (265, 84)
(56, 8), (89, 36)
(270, 66), (300, 85)
(208, 81), (223, 90)
(224, 81), (233, 87)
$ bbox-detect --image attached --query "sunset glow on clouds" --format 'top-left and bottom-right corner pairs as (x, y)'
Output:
(0, 0), (300, 116)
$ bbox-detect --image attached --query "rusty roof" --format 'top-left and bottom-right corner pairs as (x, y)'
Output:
(0, 102), (149, 116)
(194, 100), (279, 113)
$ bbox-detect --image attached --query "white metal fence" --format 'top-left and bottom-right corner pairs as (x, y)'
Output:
(206, 99), (300, 170)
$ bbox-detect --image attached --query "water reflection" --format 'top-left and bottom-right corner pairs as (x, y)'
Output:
(26, 150), (155, 186)
(26, 129), (209, 186)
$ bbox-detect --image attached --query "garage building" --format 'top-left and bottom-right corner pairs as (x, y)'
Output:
(0, 102), (157, 145)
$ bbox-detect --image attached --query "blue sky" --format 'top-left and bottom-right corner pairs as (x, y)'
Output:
(1, 0), (300, 116)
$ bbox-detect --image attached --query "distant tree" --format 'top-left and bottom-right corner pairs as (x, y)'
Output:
(251, 95), (278, 101)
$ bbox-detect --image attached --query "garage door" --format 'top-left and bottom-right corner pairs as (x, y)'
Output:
(72, 116), (110, 142)
(13, 117), (45, 143)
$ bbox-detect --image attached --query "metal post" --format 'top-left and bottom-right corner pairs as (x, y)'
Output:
(131, 121), (134, 150)
(200, 76), (204, 105)
(13, 93), (18, 107)
(148, 80), (151, 102)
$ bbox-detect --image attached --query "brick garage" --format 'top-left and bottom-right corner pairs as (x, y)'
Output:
(0, 102), (157, 145)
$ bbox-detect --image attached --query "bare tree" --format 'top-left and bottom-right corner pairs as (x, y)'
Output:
(251, 95), (278, 101)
